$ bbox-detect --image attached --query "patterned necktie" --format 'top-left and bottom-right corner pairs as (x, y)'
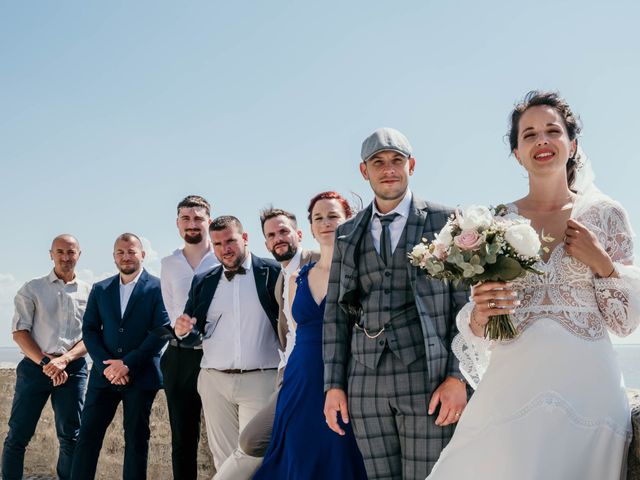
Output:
(224, 265), (247, 281)
(376, 213), (400, 265)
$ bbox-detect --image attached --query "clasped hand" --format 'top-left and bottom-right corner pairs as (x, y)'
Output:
(103, 359), (130, 385)
(42, 354), (69, 387)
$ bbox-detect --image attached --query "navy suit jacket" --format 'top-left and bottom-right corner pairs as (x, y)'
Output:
(181, 255), (281, 345)
(82, 269), (170, 390)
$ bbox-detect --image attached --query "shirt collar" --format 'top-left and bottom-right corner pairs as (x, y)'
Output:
(48, 269), (78, 285)
(284, 249), (302, 276)
(222, 252), (253, 273)
(120, 268), (144, 287)
(372, 188), (412, 219)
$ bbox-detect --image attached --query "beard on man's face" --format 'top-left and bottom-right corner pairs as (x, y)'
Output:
(118, 263), (139, 275)
(270, 242), (297, 262)
(184, 231), (203, 245)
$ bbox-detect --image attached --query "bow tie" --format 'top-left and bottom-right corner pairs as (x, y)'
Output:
(224, 266), (247, 281)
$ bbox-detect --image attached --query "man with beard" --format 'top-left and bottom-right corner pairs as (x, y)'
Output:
(214, 208), (320, 479)
(160, 195), (219, 480)
(2, 235), (90, 480)
(70, 233), (170, 480)
(323, 128), (469, 479)
(174, 216), (281, 478)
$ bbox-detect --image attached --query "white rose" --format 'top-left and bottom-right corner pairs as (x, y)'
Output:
(436, 224), (454, 246)
(411, 243), (430, 259)
(505, 224), (541, 258)
(459, 205), (493, 231)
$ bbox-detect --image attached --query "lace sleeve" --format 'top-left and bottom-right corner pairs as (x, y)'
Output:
(593, 202), (640, 337)
(451, 301), (491, 389)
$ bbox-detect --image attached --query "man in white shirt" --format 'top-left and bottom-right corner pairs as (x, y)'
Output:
(160, 195), (219, 480)
(232, 208), (319, 477)
(2, 234), (90, 480)
(174, 216), (281, 478)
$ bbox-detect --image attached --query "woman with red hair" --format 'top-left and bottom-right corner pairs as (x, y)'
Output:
(253, 192), (367, 479)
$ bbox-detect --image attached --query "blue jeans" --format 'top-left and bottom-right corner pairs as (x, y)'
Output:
(1, 357), (87, 480)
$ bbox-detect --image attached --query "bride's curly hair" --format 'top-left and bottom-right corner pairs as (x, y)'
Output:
(507, 90), (583, 189)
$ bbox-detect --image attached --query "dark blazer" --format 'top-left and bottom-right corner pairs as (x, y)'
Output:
(181, 254), (281, 345)
(323, 196), (470, 391)
(82, 269), (170, 390)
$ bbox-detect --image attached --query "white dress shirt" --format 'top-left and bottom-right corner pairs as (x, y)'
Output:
(160, 247), (219, 325)
(201, 254), (280, 370)
(12, 270), (91, 354)
(278, 249), (302, 369)
(119, 269), (144, 317)
(370, 188), (413, 254)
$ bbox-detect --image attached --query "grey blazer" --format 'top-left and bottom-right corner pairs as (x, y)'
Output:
(323, 195), (469, 391)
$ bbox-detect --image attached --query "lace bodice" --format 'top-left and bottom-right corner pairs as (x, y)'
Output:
(507, 201), (634, 340)
(453, 198), (640, 388)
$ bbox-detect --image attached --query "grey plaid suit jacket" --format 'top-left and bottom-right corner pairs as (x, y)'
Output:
(323, 195), (469, 391)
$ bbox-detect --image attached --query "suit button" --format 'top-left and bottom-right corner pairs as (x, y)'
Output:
(384, 289), (390, 294)
(378, 340), (385, 346)
(117, 348), (122, 353)
(383, 306), (389, 311)
(385, 271), (391, 277)
(118, 328), (124, 333)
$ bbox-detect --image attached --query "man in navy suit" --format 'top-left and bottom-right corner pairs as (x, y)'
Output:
(174, 216), (281, 479)
(70, 233), (170, 480)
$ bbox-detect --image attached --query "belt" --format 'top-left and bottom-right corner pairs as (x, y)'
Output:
(168, 340), (202, 350)
(214, 368), (278, 374)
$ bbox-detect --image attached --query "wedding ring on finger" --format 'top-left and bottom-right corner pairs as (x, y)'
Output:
(455, 412), (460, 418)
(487, 301), (497, 309)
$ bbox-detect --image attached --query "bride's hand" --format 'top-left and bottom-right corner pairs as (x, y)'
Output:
(470, 282), (519, 336)
(564, 219), (616, 277)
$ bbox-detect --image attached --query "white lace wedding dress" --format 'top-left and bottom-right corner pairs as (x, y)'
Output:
(427, 198), (640, 480)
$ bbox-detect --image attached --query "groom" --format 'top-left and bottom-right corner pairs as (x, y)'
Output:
(323, 127), (469, 479)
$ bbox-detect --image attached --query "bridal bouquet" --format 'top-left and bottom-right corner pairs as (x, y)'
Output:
(409, 205), (543, 340)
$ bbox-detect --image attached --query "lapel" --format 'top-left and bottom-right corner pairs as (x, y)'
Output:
(107, 274), (122, 321)
(252, 255), (270, 309)
(336, 203), (373, 294)
(121, 270), (148, 323)
(405, 196), (430, 286)
(194, 267), (222, 331)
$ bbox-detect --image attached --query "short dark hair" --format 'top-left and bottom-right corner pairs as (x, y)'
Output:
(114, 232), (143, 250)
(177, 195), (211, 217)
(259, 206), (297, 233)
(508, 90), (583, 189)
(210, 215), (244, 233)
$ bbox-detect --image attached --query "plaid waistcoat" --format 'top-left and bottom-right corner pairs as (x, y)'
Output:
(353, 225), (424, 370)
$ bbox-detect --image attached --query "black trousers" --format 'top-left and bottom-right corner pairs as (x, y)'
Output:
(70, 384), (157, 480)
(160, 345), (204, 480)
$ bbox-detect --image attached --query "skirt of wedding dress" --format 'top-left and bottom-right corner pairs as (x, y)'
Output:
(427, 318), (631, 480)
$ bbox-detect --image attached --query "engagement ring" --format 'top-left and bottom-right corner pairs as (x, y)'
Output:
(488, 301), (497, 309)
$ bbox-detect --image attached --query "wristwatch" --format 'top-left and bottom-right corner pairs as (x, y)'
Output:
(39, 356), (50, 367)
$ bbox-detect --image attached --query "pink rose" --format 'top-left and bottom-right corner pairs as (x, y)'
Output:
(453, 230), (483, 251)
(433, 242), (449, 260)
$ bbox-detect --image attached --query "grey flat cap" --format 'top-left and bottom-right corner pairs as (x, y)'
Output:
(361, 127), (413, 162)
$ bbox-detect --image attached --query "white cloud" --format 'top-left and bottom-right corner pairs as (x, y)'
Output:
(0, 273), (23, 347)
(140, 236), (161, 276)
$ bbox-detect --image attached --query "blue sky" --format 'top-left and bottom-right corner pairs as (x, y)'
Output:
(1, 1), (639, 345)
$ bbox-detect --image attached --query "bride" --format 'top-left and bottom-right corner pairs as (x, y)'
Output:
(427, 91), (640, 479)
